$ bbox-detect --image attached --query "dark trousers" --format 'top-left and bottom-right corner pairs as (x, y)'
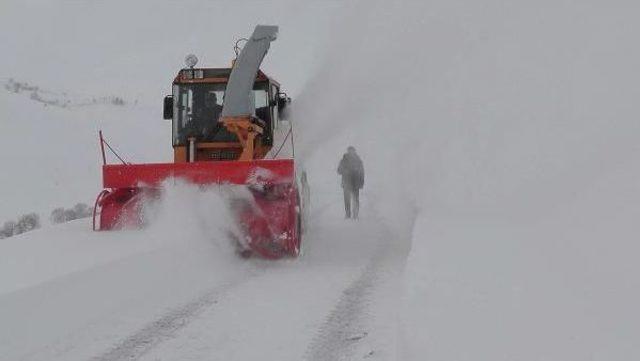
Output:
(343, 187), (360, 219)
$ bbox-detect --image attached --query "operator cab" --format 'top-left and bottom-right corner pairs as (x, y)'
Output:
(163, 67), (289, 162)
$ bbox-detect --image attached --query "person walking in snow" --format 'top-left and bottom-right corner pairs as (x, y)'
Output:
(337, 146), (364, 219)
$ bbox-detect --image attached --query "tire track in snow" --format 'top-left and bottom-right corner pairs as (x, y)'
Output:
(304, 227), (401, 361)
(304, 196), (416, 361)
(91, 272), (258, 361)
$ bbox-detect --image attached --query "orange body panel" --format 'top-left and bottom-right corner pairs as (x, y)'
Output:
(174, 142), (245, 163)
(221, 116), (265, 161)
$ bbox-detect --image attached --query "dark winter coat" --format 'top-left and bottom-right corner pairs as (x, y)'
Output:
(337, 152), (364, 190)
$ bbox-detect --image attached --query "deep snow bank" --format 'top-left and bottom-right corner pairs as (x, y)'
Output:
(403, 159), (640, 360)
(0, 182), (241, 296)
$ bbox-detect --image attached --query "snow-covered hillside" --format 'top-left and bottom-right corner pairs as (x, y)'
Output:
(0, 88), (169, 223)
(2, 0), (640, 360)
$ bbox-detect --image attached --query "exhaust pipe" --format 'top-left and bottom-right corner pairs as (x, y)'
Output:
(188, 137), (196, 162)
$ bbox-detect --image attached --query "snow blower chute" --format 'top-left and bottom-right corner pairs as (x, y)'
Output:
(93, 25), (308, 259)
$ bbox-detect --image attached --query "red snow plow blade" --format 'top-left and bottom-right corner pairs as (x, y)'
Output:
(101, 159), (294, 188)
(93, 159), (301, 259)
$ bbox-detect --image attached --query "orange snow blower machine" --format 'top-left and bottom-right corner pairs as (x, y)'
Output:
(93, 25), (308, 258)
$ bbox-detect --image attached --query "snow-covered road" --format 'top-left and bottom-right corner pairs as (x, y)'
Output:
(0, 190), (411, 361)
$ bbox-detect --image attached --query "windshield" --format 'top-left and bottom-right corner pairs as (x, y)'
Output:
(172, 82), (271, 146)
(172, 83), (232, 145)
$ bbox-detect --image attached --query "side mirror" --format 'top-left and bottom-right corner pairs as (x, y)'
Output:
(277, 93), (291, 110)
(277, 92), (291, 120)
(163, 95), (173, 120)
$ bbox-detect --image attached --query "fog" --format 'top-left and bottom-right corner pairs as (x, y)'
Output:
(291, 2), (640, 359)
(295, 0), (640, 219)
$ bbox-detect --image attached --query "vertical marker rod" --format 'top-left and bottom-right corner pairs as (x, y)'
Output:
(99, 130), (107, 166)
